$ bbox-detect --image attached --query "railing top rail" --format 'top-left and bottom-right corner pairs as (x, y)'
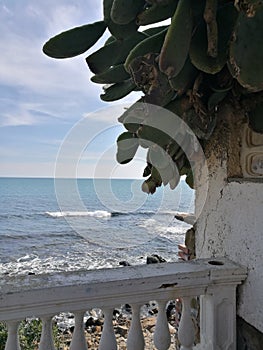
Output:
(0, 258), (247, 321)
(0, 258), (247, 293)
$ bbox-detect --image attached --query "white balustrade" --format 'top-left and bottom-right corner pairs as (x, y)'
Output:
(39, 315), (56, 350)
(127, 304), (144, 350)
(99, 308), (117, 350)
(70, 311), (88, 350)
(0, 258), (247, 350)
(154, 300), (171, 350)
(5, 320), (21, 350)
(178, 297), (195, 350)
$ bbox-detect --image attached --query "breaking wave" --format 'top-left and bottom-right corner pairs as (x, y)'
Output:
(45, 210), (111, 218)
(45, 210), (192, 219)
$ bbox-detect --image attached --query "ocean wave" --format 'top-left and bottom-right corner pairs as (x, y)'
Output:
(45, 210), (111, 218)
(45, 209), (192, 219)
(0, 213), (34, 220)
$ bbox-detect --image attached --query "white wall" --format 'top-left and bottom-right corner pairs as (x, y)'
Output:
(195, 156), (263, 332)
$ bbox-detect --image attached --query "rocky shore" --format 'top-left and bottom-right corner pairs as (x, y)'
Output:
(54, 255), (181, 348)
(55, 300), (181, 349)
(53, 254), (198, 349)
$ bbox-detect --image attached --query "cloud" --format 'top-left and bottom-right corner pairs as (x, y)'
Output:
(0, 0), (106, 127)
(0, 101), (38, 127)
(0, 0), (144, 178)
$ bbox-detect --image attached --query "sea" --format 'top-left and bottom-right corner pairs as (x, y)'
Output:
(0, 177), (194, 276)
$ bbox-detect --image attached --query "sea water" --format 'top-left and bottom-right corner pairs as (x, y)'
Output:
(0, 177), (194, 276)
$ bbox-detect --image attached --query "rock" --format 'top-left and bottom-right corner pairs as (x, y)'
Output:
(119, 260), (131, 266)
(95, 318), (103, 327)
(123, 304), (132, 313)
(185, 226), (196, 259)
(174, 212), (196, 225)
(141, 317), (156, 332)
(90, 325), (101, 333)
(115, 325), (129, 337)
(85, 317), (97, 328)
(166, 301), (175, 319)
(168, 323), (177, 335)
(146, 254), (166, 264)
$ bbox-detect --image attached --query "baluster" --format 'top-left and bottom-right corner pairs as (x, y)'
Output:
(178, 297), (195, 350)
(70, 311), (88, 350)
(154, 300), (171, 350)
(5, 320), (21, 350)
(99, 308), (117, 350)
(39, 316), (55, 350)
(127, 304), (144, 350)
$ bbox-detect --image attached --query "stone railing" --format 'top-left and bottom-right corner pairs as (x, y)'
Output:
(0, 258), (247, 350)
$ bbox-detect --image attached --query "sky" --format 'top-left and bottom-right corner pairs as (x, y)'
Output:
(0, 0), (146, 178)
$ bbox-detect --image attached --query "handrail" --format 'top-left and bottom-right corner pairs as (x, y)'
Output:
(0, 258), (247, 349)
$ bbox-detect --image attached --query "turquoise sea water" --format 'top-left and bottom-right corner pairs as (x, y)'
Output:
(0, 177), (194, 275)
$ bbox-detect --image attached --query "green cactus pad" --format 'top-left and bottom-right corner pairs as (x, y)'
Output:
(111, 0), (145, 25)
(100, 79), (136, 101)
(116, 132), (139, 164)
(137, 1), (178, 26)
(125, 28), (168, 72)
(91, 64), (130, 84)
(43, 21), (107, 59)
(185, 169), (194, 189)
(159, 0), (193, 78)
(86, 31), (148, 74)
(148, 146), (171, 170)
(169, 56), (198, 94)
(142, 25), (169, 37)
(190, 3), (238, 74)
(103, 0), (138, 39)
(137, 125), (172, 149)
(143, 163), (152, 177)
(104, 35), (116, 46)
(228, 6), (263, 92)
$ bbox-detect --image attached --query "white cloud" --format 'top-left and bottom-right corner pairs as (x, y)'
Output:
(0, 1), (105, 104)
(0, 0), (145, 178)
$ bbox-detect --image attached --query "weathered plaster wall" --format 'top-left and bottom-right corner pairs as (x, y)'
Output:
(196, 175), (263, 332)
(195, 105), (263, 333)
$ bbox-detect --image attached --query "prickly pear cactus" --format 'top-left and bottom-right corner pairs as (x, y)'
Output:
(43, 0), (263, 193)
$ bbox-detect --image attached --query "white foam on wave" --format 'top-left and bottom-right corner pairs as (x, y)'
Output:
(45, 210), (111, 218)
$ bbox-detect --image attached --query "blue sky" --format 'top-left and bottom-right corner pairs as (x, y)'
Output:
(0, 0), (145, 178)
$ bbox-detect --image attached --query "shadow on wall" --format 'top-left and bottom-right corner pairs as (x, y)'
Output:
(237, 316), (263, 350)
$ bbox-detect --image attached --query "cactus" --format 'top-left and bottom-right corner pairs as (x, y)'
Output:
(189, 2), (238, 74)
(142, 25), (168, 37)
(100, 79), (136, 101)
(43, 21), (107, 58)
(43, 0), (263, 193)
(169, 56), (198, 95)
(228, 4), (263, 92)
(110, 0), (145, 25)
(124, 28), (168, 72)
(91, 64), (130, 84)
(137, 125), (171, 149)
(86, 31), (148, 74)
(137, 0), (178, 26)
(116, 132), (139, 164)
(103, 0), (138, 39)
(129, 53), (174, 106)
(159, 0), (193, 78)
